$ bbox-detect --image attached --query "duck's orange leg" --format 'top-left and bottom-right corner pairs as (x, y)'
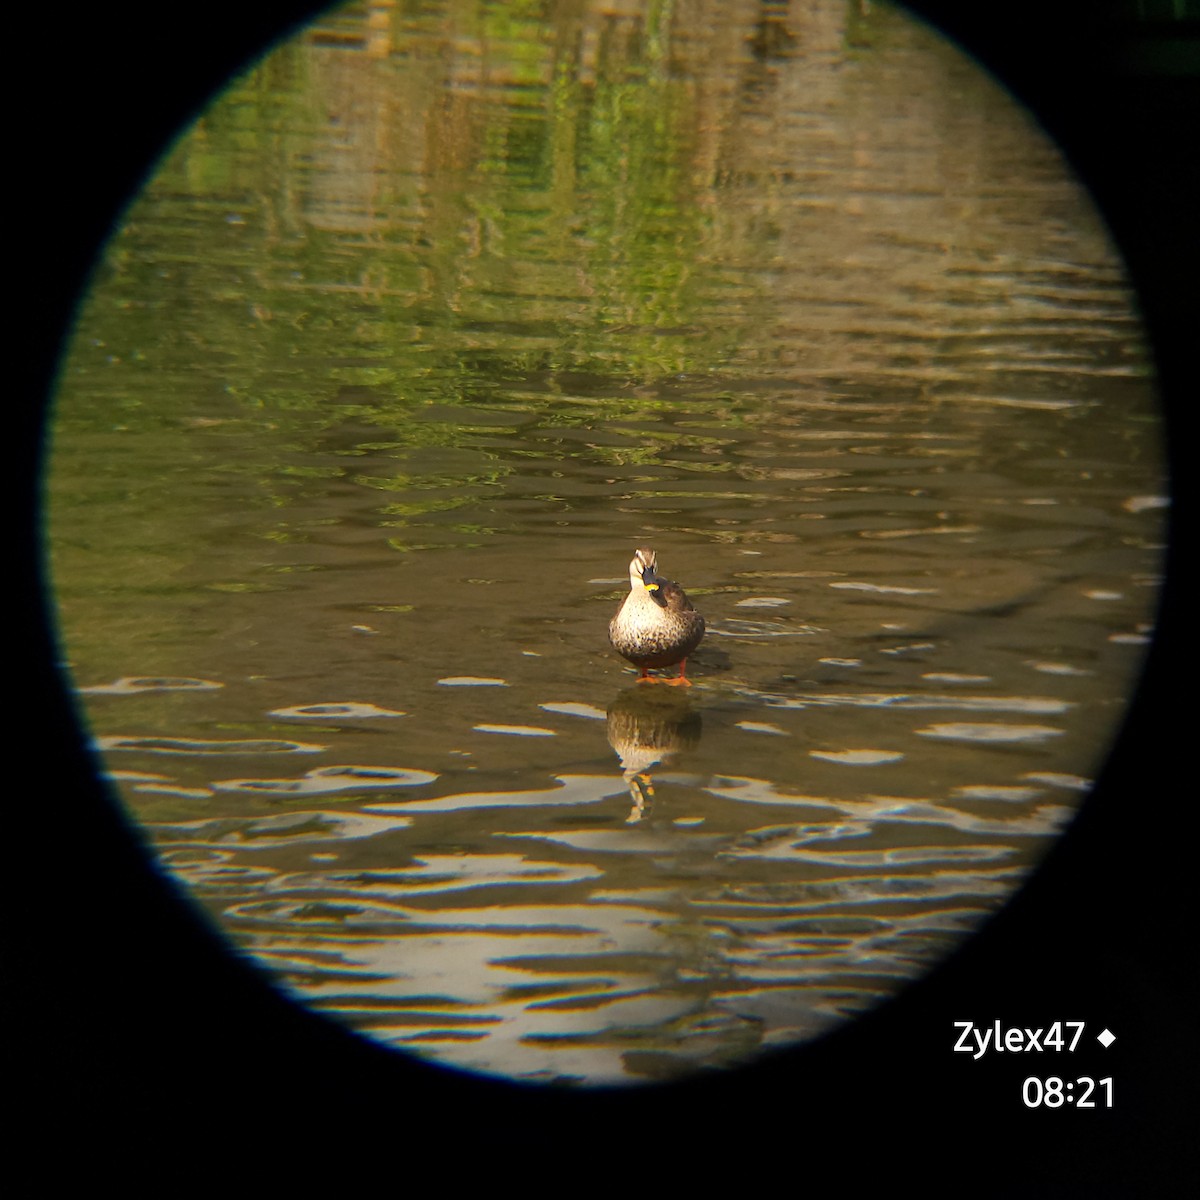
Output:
(665, 659), (692, 687)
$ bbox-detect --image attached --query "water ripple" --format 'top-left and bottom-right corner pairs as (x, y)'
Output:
(212, 764), (438, 795)
(97, 735), (325, 755)
(269, 702), (406, 719)
(747, 690), (1070, 714)
(80, 675), (223, 695)
(915, 723), (1065, 743)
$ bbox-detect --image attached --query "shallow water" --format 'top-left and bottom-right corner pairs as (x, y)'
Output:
(46, 0), (1165, 1085)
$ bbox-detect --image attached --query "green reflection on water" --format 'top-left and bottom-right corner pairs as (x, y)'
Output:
(76, 0), (758, 432)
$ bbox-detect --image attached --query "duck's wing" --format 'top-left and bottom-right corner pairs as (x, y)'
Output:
(660, 580), (695, 611)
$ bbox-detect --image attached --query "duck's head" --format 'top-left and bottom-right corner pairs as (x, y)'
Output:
(629, 547), (670, 607)
(629, 547), (659, 590)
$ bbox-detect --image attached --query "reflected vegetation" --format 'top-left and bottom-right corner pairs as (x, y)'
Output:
(46, 0), (1166, 1085)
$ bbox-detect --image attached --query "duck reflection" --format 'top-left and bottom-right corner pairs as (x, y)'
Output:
(606, 685), (702, 823)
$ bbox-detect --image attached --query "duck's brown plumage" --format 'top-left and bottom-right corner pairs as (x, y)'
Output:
(609, 547), (705, 679)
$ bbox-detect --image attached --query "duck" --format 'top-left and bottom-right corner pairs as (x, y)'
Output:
(609, 547), (705, 684)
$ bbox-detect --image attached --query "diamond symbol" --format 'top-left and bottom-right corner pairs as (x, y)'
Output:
(1097, 1028), (1116, 1048)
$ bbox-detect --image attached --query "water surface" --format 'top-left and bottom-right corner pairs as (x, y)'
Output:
(46, 0), (1166, 1085)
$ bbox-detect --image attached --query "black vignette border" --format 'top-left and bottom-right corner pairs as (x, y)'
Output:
(17, 1), (1195, 1188)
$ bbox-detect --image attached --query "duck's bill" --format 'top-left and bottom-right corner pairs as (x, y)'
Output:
(643, 577), (668, 608)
